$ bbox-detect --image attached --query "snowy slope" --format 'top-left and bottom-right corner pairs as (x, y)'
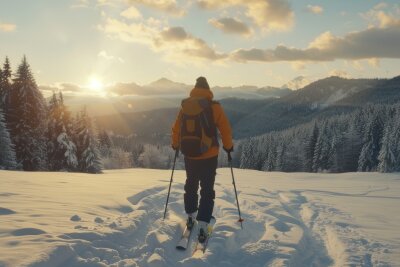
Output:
(0, 169), (399, 267)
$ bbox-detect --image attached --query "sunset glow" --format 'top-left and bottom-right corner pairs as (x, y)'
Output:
(88, 76), (104, 92)
(0, 1), (399, 88)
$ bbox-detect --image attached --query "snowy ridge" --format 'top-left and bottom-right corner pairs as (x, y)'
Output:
(0, 169), (398, 266)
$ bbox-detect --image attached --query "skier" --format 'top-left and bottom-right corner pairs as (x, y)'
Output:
(171, 76), (233, 243)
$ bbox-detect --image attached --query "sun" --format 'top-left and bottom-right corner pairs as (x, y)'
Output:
(88, 75), (104, 92)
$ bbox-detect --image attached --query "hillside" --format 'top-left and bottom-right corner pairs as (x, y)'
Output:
(232, 75), (400, 138)
(0, 169), (398, 267)
(94, 76), (400, 139)
(94, 98), (274, 139)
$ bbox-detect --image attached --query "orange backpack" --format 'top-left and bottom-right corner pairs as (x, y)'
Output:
(180, 97), (218, 157)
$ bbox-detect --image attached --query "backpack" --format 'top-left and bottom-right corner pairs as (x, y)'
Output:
(179, 97), (218, 157)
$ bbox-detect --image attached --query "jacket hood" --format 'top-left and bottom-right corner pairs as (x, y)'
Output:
(190, 87), (214, 100)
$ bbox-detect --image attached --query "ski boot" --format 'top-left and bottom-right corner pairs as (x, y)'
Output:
(198, 228), (208, 243)
(186, 216), (195, 230)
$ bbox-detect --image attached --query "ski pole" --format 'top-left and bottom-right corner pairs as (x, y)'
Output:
(163, 148), (179, 220)
(228, 152), (244, 229)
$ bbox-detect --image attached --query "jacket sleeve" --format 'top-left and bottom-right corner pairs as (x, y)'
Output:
(214, 104), (233, 150)
(171, 109), (182, 149)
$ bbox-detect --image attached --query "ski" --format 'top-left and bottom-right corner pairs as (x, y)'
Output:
(192, 216), (216, 254)
(176, 219), (195, 250)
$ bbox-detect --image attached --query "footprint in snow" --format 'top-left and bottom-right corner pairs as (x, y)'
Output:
(95, 217), (104, 223)
(11, 228), (46, 236)
(70, 215), (81, 221)
(0, 207), (16, 215)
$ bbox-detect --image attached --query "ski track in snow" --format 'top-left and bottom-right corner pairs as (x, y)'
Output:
(0, 170), (398, 267)
(31, 188), (377, 266)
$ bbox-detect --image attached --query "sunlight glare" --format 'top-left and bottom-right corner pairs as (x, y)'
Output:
(88, 76), (104, 92)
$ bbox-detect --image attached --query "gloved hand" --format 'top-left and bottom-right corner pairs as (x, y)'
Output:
(223, 146), (234, 154)
(171, 145), (179, 151)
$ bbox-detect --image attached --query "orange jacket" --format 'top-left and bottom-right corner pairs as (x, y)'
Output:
(171, 87), (233, 159)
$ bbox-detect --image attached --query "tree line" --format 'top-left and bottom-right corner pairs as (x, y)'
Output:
(0, 56), (185, 172)
(238, 104), (400, 173)
(0, 56), (102, 173)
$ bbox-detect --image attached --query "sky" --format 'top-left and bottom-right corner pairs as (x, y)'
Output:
(0, 0), (399, 88)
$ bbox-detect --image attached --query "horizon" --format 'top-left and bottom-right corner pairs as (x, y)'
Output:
(36, 73), (399, 99)
(1, 0), (399, 91)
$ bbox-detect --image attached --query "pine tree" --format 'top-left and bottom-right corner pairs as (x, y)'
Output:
(378, 118), (395, 172)
(73, 108), (102, 173)
(0, 57), (12, 116)
(261, 136), (276, 171)
(304, 123), (318, 172)
(378, 106), (400, 172)
(8, 56), (47, 170)
(98, 130), (113, 157)
(0, 109), (17, 169)
(0, 67), (3, 109)
(240, 137), (257, 169)
(358, 108), (384, 171)
(47, 92), (77, 171)
(275, 141), (286, 171)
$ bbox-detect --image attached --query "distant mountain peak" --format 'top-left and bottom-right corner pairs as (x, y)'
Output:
(282, 76), (314, 90)
(149, 77), (176, 86)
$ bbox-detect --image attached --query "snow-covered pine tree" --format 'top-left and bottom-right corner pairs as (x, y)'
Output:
(138, 144), (168, 169)
(98, 130), (113, 157)
(240, 137), (257, 169)
(312, 122), (323, 172)
(47, 92), (77, 171)
(8, 56), (47, 170)
(378, 105), (400, 172)
(358, 107), (384, 171)
(231, 140), (242, 168)
(378, 114), (395, 172)
(304, 122), (318, 172)
(275, 140), (286, 171)
(73, 107), (102, 173)
(131, 143), (144, 167)
(0, 109), (17, 169)
(392, 106), (400, 172)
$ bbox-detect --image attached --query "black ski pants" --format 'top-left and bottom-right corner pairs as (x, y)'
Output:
(184, 156), (218, 223)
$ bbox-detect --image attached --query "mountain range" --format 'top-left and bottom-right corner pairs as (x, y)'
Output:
(40, 77), (295, 116)
(94, 75), (400, 141)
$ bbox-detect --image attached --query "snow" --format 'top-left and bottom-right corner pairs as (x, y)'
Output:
(0, 169), (399, 267)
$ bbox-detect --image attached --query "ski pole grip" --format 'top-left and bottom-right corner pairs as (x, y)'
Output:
(228, 152), (232, 162)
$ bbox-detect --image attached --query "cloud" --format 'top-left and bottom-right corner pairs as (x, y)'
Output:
(291, 61), (306, 70)
(209, 17), (252, 36)
(306, 5), (323, 14)
(160, 26), (188, 41)
(128, 0), (185, 16)
(328, 70), (350, 78)
(198, 0), (294, 32)
(368, 58), (380, 68)
(98, 50), (124, 63)
(0, 23), (16, 32)
(70, 0), (89, 8)
(362, 4), (400, 28)
(99, 17), (160, 46)
(40, 83), (84, 93)
(231, 24), (400, 63)
(120, 6), (142, 19)
(157, 27), (227, 61)
(373, 2), (388, 10)
(100, 18), (226, 62)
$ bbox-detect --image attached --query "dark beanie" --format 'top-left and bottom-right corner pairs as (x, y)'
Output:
(195, 76), (210, 89)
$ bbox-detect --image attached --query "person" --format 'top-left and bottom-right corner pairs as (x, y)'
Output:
(171, 76), (233, 243)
